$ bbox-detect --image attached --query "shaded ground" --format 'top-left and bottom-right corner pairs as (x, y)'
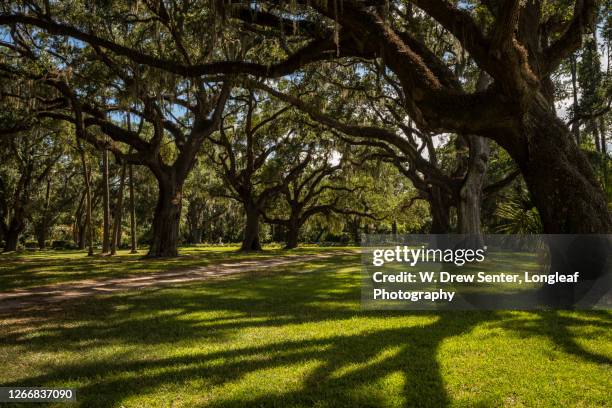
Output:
(0, 250), (609, 407)
(0, 250), (357, 311)
(0, 246), (358, 291)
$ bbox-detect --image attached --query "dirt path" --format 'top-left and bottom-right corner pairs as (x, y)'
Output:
(0, 250), (358, 312)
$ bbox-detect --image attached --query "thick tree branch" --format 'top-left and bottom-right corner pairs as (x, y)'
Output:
(543, 0), (597, 74)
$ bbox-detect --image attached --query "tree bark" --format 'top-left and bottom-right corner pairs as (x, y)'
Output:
(102, 148), (111, 254)
(73, 191), (85, 248)
(110, 160), (127, 255)
(509, 101), (612, 233)
(190, 228), (203, 245)
(129, 164), (138, 253)
(2, 179), (30, 253)
(284, 217), (300, 249)
(37, 176), (52, 250)
(77, 223), (86, 250)
(3, 196), (27, 252)
(148, 175), (183, 257)
(36, 227), (48, 250)
(4, 228), (19, 252)
(78, 147), (94, 256)
(458, 135), (490, 246)
(569, 54), (581, 145)
(600, 117), (608, 190)
(241, 202), (262, 251)
(429, 186), (451, 234)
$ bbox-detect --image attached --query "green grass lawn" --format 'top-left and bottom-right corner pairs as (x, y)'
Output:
(0, 245), (357, 291)
(0, 249), (610, 407)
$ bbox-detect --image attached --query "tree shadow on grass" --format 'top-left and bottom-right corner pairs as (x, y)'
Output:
(0, 254), (609, 407)
(494, 310), (612, 366)
(0, 248), (350, 291)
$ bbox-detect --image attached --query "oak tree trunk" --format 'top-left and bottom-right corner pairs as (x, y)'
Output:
(148, 176), (182, 257)
(512, 101), (612, 233)
(241, 203), (262, 251)
(429, 187), (451, 234)
(36, 227), (48, 250)
(284, 217), (300, 249)
(458, 135), (490, 247)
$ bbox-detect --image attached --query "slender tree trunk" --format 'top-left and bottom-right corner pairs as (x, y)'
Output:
(570, 54), (581, 145)
(185, 204), (202, 245)
(72, 222), (78, 247)
(512, 101), (612, 233)
(73, 191), (85, 248)
(78, 147), (94, 256)
(77, 223), (86, 250)
(110, 160), (127, 255)
(593, 121), (602, 154)
(102, 149), (111, 254)
(148, 175), (183, 257)
(129, 164), (138, 253)
(600, 117), (608, 189)
(187, 214), (202, 245)
(314, 226), (325, 243)
(36, 228), (48, 250)
(457, 135), (490, 246)
(192, 228), (203, 244)
(241, 202), (262, 251)
(37, 177), (52, 250)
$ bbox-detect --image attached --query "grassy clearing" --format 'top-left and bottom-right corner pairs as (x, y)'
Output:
(0, 245), (357, 290)
(0, 250), (610, 407)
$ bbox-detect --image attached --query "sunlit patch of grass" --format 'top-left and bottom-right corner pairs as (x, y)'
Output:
(0, 253), (609, 407)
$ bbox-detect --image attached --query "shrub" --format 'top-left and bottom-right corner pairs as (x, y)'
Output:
(51, 240), (76, 250)
(24, 241), (39, 249)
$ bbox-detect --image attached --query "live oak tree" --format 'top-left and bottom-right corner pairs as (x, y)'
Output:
(260, 134), (357, 249)
(45, 73), (230, 257)
(207, 90), (317, 250)
(253, 70), (517, 240)
(0, 123), (63, 251)
(31, 148), (80, 249)
(576, 33), (610, 187)
(183, 163), (227, 244)
(0, 0), (610, 251)
(0, 1), (234, 256)
(6, 0), (594, 233)
(196, 0), (608, 234)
